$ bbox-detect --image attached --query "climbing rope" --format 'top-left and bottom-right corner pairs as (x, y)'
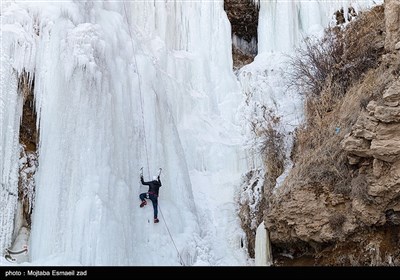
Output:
(158, 205), (185, 266)
(122, 1), (150, 177)
(122, 1), (185, 266)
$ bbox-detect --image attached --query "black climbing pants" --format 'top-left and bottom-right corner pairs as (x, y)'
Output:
(139, 192), (158, 219)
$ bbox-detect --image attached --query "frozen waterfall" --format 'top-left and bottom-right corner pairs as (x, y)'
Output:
(1, 0), (382, 266)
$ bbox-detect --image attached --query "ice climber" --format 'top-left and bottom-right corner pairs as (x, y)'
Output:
(139, 169), (162, 223)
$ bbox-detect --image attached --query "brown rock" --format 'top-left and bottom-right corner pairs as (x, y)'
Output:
(352, 198), (385, 225)
(369, 122), (400, 162)
(265, 184), (358, 244)
(341, 135), (371, 157)
(329, 192), (347, 206)
(352, 113), (378, 140)
(368, 183), (387, 197)
(384, 0), (400, 51)
(366, 101), (377, 114)
(369, 160), (400, 195)
(374, 105), (400, 122)
(375, 122), (400, 140)
(395, 41), (400, 50)
(266, 187), (322, 242)
(384, 101), (399, 107)
(224, 0), (258, 48)
(373, 158), (385, 178)
(353, 128), (375, 140)
(382, 79), (400, 102)
(348, 155), (361, 165)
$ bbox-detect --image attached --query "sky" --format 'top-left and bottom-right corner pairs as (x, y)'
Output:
(0, 0), (381, 266)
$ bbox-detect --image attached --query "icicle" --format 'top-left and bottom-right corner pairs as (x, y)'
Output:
(255, 221), (273, 266)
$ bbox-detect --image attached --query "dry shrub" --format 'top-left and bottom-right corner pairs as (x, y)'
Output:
(250, 107), (286, 184)
(290, 90), (353, 194)
(287, 5), (385, 194)
(351, 174), (373, 203)
(342, 5), (385, 69)
(297, 139), (352, 195)
(329, 213), (346, 232)
(336, 67), (389, 132)
(288, 5), (384, 100)
(332, 5), (385, 96)
(261, 123), (285, 182)
(288, 30), (342, 98)
(304, 87), (343, 128)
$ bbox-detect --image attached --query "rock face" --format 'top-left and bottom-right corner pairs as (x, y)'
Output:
(266, 185), (357, 244)
(385, 0), (400, 51)
(238, 169), (266, 258)
(18, 72), (37, 227)
(341, 78), (400, 230)
(224, 0), (258, 45)
(224, 0), (259, 68)
(343, 79), (400, 163)
(263, 2), (400, 266)
(266, 74), (400, 266)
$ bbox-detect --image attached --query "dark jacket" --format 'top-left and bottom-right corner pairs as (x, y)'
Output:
(141, 176), (162, 196)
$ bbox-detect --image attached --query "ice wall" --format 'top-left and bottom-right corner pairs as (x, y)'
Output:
(123, 0), (248, 265)
(30, 1), (204, 265)
(1, 0), (245, 265)
(0, 3), (36, 254)
(0, 42), (22, 254)
(1, 1), (189, 265)
(105, 0), (245, 177)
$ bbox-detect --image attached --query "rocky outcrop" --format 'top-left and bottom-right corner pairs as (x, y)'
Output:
(265, 68), (400, 265)
(262, 1), (400, 266)
(341, 77), (400, 230)
(385, 0), (400, 51)
(343, 78), (400, 163)
(266, 74), (400, 266)
(266, 185), (357, 244)
(224, 0), (258, 46)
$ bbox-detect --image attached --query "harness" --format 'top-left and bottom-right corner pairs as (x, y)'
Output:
(146, 191), (158, 198)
